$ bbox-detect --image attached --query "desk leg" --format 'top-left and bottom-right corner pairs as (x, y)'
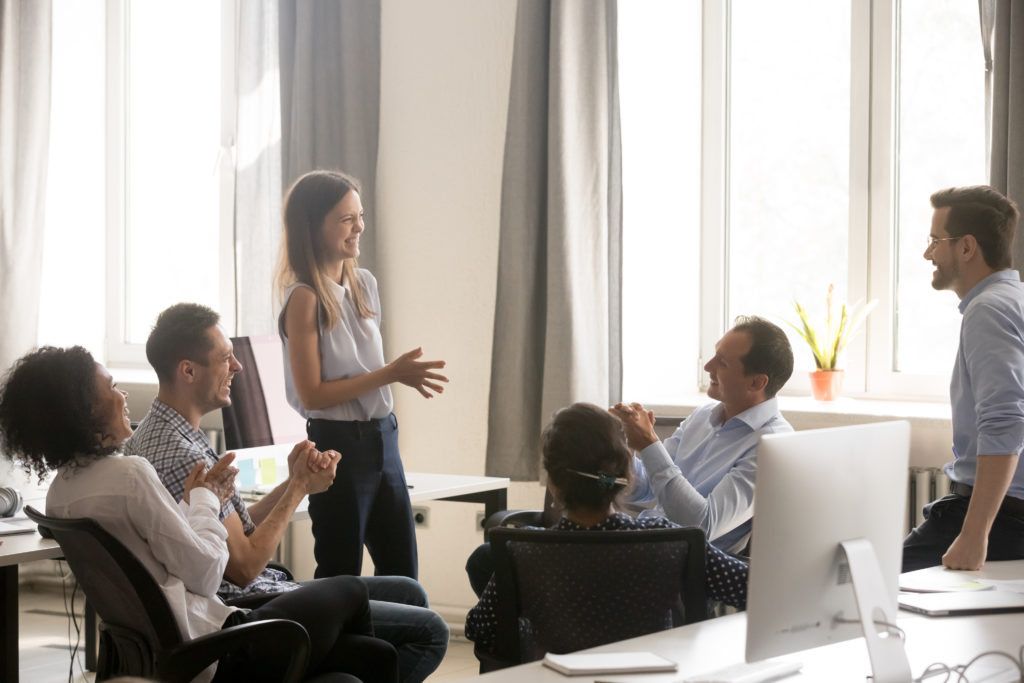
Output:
(2, 564), (19, 683)
(85, 600), (97, 671)
(484, 489), (507, 521)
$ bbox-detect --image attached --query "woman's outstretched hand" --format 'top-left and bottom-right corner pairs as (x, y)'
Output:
(387, 347), (449, 398)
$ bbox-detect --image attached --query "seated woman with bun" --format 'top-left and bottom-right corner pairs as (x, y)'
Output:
(465, 402), (749, 649)
(0, 346), (396, 682)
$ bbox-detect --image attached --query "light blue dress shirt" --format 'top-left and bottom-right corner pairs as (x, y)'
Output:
(947, 269), (1024, 500)
(625, 398), (792, 554)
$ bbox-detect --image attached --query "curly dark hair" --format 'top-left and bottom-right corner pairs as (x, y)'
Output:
(542, 402), (632, 512)
(0, 346), (115, 482)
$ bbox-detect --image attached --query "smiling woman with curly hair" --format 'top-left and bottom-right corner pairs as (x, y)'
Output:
(0, 346), (117, 482)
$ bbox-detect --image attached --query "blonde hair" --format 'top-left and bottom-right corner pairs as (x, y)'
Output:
(276, 170), (376, 329)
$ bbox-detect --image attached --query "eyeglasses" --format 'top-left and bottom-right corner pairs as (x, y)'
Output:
(925, 235), (960, 250)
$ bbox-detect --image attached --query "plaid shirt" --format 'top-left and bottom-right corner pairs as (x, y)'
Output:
(125, 398), (299, 600)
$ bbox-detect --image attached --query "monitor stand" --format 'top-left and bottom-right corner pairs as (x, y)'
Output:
(839, 538), (912, 683)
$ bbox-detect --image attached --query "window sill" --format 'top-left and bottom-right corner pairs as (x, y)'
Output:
(646, 393), (952, 469)
(111, 366), (158, 386)
(647, 393), (950, 422)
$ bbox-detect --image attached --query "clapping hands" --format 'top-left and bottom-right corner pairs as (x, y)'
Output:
(184, 452), (238, 505)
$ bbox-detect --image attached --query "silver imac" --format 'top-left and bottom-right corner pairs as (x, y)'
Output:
(745, 420), (911, 683)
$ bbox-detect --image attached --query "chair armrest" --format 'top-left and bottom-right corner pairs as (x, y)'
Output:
(483, 509), (544, 531)
(158, 618), (309, 683)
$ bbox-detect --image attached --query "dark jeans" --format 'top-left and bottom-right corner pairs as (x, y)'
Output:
(307, 414), (418, 579)
(466, 542), (493, 598)
(214, 575), (398, 682)
(902, 494), (1024, 572)
(345, 576), (449, 683)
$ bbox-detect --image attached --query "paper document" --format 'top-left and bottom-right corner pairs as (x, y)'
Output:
(899, 564), (996, 593)
(0, 518), (36, 536)
(542, 652), (677, 676)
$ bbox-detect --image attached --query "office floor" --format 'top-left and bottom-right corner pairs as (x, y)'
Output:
(17, 586), (479, 682)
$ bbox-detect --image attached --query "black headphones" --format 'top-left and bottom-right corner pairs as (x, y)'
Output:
(0, 487), (22, 517)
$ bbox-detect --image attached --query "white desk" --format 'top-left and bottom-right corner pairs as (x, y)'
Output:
(232, 444), (511, 521)
(471, 561), (1024, 682)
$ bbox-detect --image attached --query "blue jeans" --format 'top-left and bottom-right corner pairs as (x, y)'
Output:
(303, 575), (449, 683)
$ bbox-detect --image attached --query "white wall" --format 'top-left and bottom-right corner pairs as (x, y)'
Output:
(373, 0), (530, 623)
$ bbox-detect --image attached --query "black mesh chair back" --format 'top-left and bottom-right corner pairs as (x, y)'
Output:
(488, 526), (707, 666)
(25, 506), (182, 652)
(24, 506), (310, 682)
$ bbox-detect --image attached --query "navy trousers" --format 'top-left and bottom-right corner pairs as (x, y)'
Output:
(902, 494), (1024, 572)
(307, 414), (419, 579)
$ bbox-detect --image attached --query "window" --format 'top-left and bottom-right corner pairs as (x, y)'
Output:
(619, 0), (987, 403)
(40, 0), (236, 367)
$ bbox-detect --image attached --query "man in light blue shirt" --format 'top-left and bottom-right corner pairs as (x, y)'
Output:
(903, 186), (1024, 572)
(612, 316), (794, 555)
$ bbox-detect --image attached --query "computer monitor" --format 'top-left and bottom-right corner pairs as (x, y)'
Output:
(745, 420), (911, 682)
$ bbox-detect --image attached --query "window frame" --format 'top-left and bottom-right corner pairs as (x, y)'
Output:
(103, 0), (239, 368)
(693, 0), (957, 402)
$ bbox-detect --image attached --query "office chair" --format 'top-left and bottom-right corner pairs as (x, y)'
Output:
(24, 505), (312, 682)
(479, 526), (708, 671)
(222, 335), (308, 451)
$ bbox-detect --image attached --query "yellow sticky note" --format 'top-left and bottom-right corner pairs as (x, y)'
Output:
(259, 457), (278, 485)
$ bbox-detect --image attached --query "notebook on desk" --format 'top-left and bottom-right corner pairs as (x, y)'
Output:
(0, 518), (37, 536)
(898, 590), (1024, 616)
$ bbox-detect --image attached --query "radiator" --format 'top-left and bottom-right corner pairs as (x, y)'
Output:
(907, 466), (951, 533)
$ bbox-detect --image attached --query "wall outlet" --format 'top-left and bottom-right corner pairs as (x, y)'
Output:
(412, 506), (429, 528)
(476, 511), (487, 531)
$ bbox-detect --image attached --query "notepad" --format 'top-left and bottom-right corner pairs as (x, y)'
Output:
(542, 652), (678, 676)
(899, 564), (995, 593)
(0, 519), (36, 536)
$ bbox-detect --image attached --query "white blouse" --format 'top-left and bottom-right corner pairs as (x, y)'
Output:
(279, 269), (394, 422)
(46, 455), (237, 681)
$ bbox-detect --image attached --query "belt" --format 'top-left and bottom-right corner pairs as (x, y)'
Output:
(949, 480), (1024, 516)
(307, 414), (397, 438)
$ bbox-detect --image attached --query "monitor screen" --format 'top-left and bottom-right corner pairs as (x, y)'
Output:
(745, 420), (910, 663)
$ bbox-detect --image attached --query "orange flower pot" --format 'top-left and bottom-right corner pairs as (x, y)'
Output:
(809, 369), (844, 401)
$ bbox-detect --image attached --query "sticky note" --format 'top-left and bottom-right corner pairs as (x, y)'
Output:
(259, 457), (278, 485)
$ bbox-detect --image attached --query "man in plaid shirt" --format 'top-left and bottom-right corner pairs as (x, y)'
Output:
(125, 303), (448, 683)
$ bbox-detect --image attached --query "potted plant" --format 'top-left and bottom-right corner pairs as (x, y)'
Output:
(786, 284), (877, 401)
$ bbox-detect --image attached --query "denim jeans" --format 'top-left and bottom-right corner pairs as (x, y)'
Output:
(302, 575), (449, 683)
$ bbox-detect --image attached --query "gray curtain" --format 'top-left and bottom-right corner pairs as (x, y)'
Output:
(486, 0), (622, 480)
(278, 0), (381, 274)
(982, 0), (1024, 272)
(0, 1), (51, 373)
(234, 0), (283, 335)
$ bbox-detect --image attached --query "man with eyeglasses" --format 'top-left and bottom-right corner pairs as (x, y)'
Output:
(903, 185), (1024, 572)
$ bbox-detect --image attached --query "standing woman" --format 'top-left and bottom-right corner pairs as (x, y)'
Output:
(277, 170), (448, 579)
